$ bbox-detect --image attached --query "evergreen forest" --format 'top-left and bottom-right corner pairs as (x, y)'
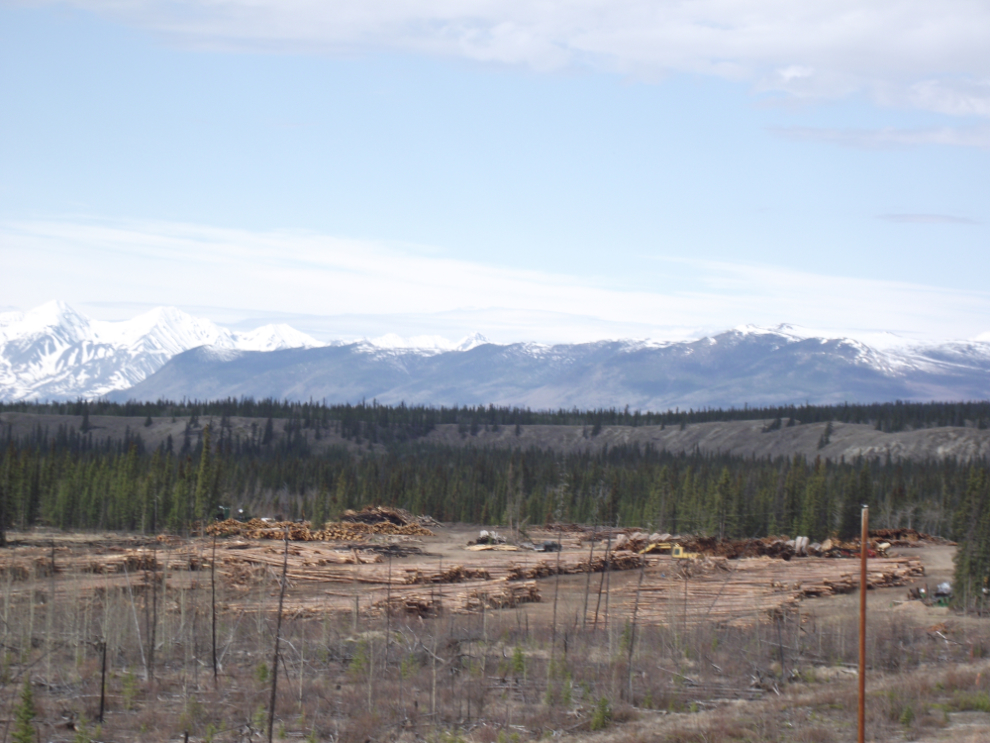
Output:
(1, 399), (988, 602)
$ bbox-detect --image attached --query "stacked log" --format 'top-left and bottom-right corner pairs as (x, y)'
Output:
(371, 593), (443, 617)
(611, 555), (926, 628)
(205, 517), (434, 541)
(503, 553), (645, 581)
(206, 519), (314, 539)
(82, 549), (159, 574)
(460, 580), (541, 611)
(402, 565), (491, 584)
(313, 522), (434, 538)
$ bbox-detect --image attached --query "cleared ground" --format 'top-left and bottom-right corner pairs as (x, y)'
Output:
(1, 523), (988, 742)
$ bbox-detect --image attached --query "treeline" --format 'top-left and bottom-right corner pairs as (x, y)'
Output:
(0, 421), (982, 541)
(3, 397), (990, 434)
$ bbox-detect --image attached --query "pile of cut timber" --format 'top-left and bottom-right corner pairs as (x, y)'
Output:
(460, 580), (541, 611)
(207, 519), (315, 540)
(204, 517), (433, 541)
(83, 549), (159, 574)
(611, 556), (925, 628)
(371, 593), (443, 617)
(314, 522), (434, 538)
(401, 565), (491, 584)
(505, 552), (644, 580)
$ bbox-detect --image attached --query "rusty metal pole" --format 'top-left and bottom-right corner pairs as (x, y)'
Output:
(858, 505), (869, 743)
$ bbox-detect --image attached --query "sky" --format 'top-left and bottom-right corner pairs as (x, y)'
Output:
(1, 1), (989, 344)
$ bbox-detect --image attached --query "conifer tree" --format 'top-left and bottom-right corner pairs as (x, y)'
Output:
(12, 676), (36, 743)
(194, 425), (213, 522)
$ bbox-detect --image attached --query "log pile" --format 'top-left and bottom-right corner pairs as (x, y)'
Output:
(83, 549), (159, 574)
(611, 555), (925, 628)
(204, 517), (434, 541)
(371, 593), (443, 617)
(460, 580), (541, 611)
(402, 565), (491, 584)
(0, 562), (32, 581)
(505, 552), (644, 580)
(314, 522), (434, 538)
(206, 519), (315, 539)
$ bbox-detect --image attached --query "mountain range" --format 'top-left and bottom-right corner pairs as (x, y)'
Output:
(3, 302), (990, 408)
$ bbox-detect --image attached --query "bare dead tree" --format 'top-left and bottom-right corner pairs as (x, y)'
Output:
(211, 532), (218, 686)
(627, 561), (645, 700)
(385, 553), (392, 667)
(98, 638), (107, 724)
(582, 520), (597, 630)
(268, 526), (289, 743)
(593, 536), (612, 630)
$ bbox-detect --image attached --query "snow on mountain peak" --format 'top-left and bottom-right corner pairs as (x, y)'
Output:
(363, 332), (492, 355)
(0, 302), (327, 401)
(0, 300), (92, 343)
(232, 324), (323, 352)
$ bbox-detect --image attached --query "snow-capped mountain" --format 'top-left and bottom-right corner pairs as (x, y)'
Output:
(361, 331), (491, 356)
(4, 303), (990, 407)
(109, 323), (990, 409)
(0, 301), (323, 401)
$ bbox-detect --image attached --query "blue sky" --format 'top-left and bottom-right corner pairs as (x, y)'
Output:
(2, 1), (989, 343)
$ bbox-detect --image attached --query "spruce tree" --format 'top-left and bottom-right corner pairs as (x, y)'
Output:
(194, 425), (213, 522)
(12, 676), (36, 743)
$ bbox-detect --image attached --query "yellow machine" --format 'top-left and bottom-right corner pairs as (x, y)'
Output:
(639, 542), (700, 559)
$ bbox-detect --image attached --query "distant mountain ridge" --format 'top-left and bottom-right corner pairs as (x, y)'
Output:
(112, 326), (990, 410)
(0, 301), (322, 401)
(4, 302), (990, 407)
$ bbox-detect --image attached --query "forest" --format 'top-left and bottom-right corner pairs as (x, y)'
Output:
(3, 396), (990, 434)
(1, 398), (988, 599)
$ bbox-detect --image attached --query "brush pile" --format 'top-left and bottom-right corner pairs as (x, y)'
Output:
(869, 528), (955, 546)
(341, 505), (439, 531)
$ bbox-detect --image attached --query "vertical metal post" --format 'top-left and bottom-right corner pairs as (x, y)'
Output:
(858, 505), (869, 743)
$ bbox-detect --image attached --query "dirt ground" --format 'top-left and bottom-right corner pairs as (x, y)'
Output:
(1, 525), (988, 743)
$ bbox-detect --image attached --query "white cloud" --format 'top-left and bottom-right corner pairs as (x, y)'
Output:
(27, 0), (990, 117)
(2, 216), (990, 344)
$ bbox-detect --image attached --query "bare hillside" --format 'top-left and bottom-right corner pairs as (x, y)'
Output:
(4, 411), (990, 461)
(424, 419), (990, 461)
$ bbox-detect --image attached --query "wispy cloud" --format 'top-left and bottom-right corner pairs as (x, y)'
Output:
(3, 217), (990, 343)
(32, 0), (990, 120)
(877, 213), (979, 225)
